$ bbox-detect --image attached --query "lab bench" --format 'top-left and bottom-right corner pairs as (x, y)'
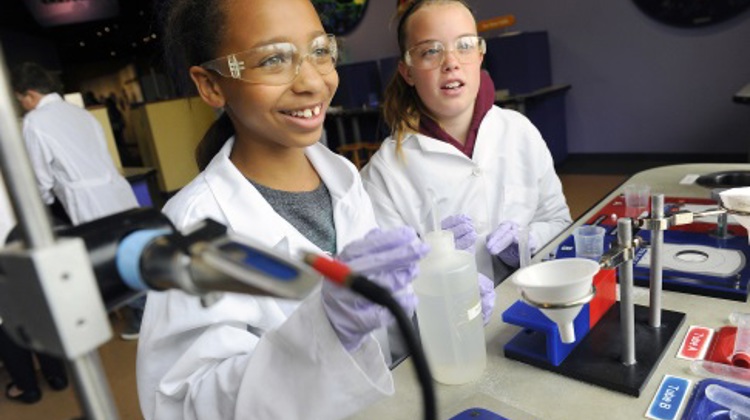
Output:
(350, 163), (750, 420)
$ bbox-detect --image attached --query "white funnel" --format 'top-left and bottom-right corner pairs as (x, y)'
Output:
(720, 187), (750, 244)
(512, 258), (600, 343)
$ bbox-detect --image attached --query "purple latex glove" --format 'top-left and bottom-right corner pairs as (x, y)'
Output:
(485, 221), (537, 267)
(478, 273), (496, 325)
(441, 214), (477, 253)
(322, 227), (430, 351)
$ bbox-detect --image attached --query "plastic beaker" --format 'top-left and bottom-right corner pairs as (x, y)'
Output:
(623, 184), (650, 218)
(573, 225), (606, 262)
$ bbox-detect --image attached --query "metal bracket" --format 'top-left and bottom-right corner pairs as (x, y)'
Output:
(599, 237), (643, 269)
(520, 286), (597, 310)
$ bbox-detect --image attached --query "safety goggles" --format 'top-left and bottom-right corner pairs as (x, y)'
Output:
(404, 35), (486, 70)
(200, 34), (338, 85)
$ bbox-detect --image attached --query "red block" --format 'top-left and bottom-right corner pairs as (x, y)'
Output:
(590, 268), (616, 328)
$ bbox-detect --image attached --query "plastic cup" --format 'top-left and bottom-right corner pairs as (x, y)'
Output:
(623, 184), (650, 218)
(573, 225), (606, 261)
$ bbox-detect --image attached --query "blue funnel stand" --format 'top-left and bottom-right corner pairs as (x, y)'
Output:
(502, 300), (590, 367)
(504, 303), (685, 396)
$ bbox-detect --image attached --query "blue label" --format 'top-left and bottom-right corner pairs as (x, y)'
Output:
(647, 375), (691, 420)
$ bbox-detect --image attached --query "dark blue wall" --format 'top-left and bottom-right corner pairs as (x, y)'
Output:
(340, 1), (750, 156)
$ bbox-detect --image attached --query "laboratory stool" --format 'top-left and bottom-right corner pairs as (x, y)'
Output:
(337, 142), (381, 169)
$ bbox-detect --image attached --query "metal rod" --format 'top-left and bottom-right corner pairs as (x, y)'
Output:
(70, 353), (120, 420)
(352, 116), (362, 143)
(0, 46), (55, 248)
(649, 194), (664, 328)
(335, 116), (346, 146)
(692, 208), (728, 219)
(717, 212), (729, 238)
(0, 48), (120, 419)
(618, 218), (636, 365)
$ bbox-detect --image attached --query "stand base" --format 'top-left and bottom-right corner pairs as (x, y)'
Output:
(504, 303), (685, 396)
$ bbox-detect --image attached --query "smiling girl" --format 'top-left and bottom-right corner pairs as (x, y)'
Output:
(136, 1), (427, 419)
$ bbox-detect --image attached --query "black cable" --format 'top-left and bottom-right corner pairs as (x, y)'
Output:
(349, 274), (436, 420)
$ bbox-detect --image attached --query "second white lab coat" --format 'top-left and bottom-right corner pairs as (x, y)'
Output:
(22, 93), (138, 225)
(137, 139), (393, 420)
(361, 106), (572, 281)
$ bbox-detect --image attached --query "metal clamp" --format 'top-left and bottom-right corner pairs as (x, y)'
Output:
(599, 236), (643, 269)
(637, 217), (669, 231)
(635, 205), (749, 230)
(520, 286), (597, 310)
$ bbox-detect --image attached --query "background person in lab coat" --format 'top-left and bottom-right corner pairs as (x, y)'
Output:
(137, 0), (428, 419)
(11, 63), (144, 341)
(361, 0), (572, 285)
(11, 62), (139, 226)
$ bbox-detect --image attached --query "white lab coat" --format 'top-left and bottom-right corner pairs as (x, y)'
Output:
(22, 93), (138, 225)
(137, 139), (394, 420)
(361, 106), (572, 281)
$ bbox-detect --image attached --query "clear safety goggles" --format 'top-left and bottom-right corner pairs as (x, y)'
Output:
(200, 34), (338, 85)
(404, 35), (486, 70)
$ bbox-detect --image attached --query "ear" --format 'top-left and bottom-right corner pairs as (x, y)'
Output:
(189, 66), (226, 108)
(25, 90), (44, 109)
(397, 60), (415, 87)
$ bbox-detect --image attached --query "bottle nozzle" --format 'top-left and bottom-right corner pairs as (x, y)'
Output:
(429, 192), (441, 233)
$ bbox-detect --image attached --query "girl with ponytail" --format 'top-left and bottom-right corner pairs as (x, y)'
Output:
(362, 0), (572, 284)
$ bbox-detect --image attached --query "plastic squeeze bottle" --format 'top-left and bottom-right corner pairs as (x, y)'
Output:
(413, 230), (487, 385)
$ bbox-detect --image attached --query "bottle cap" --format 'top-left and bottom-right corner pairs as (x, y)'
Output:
(731, 352), (750, 369)
(424, 230), (454, 255)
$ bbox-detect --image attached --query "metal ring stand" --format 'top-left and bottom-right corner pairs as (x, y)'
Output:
(720, 204), (750, 217)
(520, 286), (597, 310)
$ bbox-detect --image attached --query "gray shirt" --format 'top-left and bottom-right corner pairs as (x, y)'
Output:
(250, 180), (337, 255)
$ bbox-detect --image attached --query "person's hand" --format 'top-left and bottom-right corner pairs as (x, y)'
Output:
(441, 214), (477, 253)
(478, 273), (496, 325)
(322, 227), (430, 351)
(485, 221), (537, 267)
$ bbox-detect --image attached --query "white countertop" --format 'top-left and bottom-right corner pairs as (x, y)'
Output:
(351, 163), (750, 420)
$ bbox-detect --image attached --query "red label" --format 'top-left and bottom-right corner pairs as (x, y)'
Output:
(677, 326), (714, 360)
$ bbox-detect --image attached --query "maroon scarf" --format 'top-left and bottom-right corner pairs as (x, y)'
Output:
(418, 70), (495, 158)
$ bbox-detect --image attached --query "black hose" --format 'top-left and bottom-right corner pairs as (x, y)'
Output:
(349, 275), (436, 420)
